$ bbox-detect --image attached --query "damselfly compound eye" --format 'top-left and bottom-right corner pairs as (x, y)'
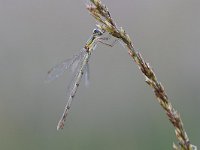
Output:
(93, 28), (103, 36)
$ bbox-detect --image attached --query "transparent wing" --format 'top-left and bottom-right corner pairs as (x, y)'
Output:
(46, 49), (85, 82)
(84, 62), (90, 87)
(46, 58), (73, 82)
(65, 50), (87, 97)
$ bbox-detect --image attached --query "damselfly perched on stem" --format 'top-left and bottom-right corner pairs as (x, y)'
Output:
(47, 28), (116, 130)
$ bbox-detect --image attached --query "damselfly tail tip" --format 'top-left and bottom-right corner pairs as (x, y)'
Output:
(57, 120), (64, 130)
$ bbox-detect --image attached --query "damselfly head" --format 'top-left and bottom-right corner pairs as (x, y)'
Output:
(92, 28), (103, 36)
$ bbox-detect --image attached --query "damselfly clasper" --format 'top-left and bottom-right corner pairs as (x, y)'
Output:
(47, 28), (117, 130)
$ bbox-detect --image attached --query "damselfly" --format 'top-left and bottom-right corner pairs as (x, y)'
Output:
(47, 28), (116, 130)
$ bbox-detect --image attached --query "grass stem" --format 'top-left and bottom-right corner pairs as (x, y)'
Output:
(86, 0), (197, 149)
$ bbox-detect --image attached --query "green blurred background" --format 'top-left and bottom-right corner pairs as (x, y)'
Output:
(0, 0), (199, 149)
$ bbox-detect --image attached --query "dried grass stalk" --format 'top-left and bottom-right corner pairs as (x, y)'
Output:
(86, 0), (197, 149)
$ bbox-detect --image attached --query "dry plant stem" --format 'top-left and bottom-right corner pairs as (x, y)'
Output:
(87, 0), (196, 149)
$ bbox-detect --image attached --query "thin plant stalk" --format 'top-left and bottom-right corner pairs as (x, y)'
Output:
(86, 0), (197, 149)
